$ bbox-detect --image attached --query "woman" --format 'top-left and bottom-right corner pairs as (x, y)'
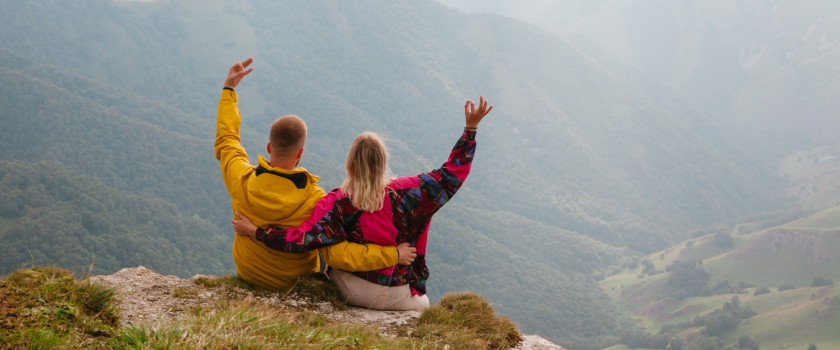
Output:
(234, 96), (493, 311)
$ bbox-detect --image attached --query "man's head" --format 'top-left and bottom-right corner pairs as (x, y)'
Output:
(266, 115), (307, 168)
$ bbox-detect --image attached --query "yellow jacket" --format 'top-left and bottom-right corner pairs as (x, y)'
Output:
(215, 89), (398, 290)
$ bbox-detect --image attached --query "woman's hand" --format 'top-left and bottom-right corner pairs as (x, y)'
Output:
(464, 96), (493, 129)
(397, 242), (417, 265)
(232, 212), (258, 237)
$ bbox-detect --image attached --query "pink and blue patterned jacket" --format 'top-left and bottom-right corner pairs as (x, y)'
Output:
(254, 129), (477, 295)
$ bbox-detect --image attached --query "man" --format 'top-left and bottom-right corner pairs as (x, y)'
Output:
(215, 58), (414, 290)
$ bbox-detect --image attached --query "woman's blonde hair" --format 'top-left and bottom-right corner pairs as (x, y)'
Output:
(341, 132), (390, 212)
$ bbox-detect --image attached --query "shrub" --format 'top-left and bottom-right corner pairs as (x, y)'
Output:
(723, 295), (740, 311)
(777, 284), (796, 291)
(416, 292), (522, 349)
(641, 259), (657, 275)
(701, 313), (737, 337)
(812, 277), (833, 287)
(712, 232), (734, 249)
(753, 287), (770, 296)
(737, 335), (759, 350)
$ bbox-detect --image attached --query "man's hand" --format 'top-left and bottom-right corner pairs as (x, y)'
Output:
(397, 242), (417, 265)
(232, 212), (258, 237)
(464, 96), (493, 129)
(224, 58), (254, 90)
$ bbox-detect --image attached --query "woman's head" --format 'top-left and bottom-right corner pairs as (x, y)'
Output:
(341, 132), (390, 212)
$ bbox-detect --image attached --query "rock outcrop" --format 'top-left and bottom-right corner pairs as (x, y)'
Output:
(91, 266), (564, 349)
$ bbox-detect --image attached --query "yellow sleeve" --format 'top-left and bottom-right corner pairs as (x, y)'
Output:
(320, 241), (399, 271)
(214, 90), (252, 192)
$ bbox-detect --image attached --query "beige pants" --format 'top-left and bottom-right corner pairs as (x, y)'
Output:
(329, 269), (430, 311)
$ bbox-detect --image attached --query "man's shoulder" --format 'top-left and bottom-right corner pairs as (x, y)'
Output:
(254, 157), (324, 191)
(239, 157), (326, 225)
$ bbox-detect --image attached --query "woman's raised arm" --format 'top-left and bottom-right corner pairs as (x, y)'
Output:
(413, 96), (493, 217)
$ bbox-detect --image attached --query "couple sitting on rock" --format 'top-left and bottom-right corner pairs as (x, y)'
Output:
(215, 58), (492, 311)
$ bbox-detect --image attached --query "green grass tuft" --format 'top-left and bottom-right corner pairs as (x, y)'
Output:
(192, 274), (255, 291)
(1, 266), (120, 349)
(172, 286), (199, 299)
(415, 292), (523, 349)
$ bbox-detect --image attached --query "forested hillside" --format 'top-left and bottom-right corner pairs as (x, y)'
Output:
(0, 52), (235, 276)
(0, 0), (800, 347)
(0, 160), (231, 276)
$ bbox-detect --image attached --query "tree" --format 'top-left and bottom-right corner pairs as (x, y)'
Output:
(812, 277), (833, 287)
(701, 313), (737, 337)
(713, 231), (734, 249)
(664, 260), (710, 299)
(724, 296), (740, 311)
(738, 335), (759, 350)
(753, 287), (770, 296)
(778, 284), (796, 291)
(642, 259), (657, 275)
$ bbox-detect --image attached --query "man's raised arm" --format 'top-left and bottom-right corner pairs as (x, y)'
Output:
(214, 58), (255, 189)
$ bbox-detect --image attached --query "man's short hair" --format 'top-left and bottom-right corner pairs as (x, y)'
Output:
(270, 115), (307, 157)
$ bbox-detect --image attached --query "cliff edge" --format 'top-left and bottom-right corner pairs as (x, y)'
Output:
(90, 266), (564, 349)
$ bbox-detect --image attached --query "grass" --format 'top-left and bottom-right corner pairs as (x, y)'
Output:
(703, 228), (840, 287)
(172, 286), (198, 299)
(193, 273), (352, 312)
(599, 205), (840, 349)
(728, 284), (840, 350)
(790, 205), (840, 229)
(2, 267), (524, 349)
(412, 292), (522, 349)
(0, 266), (120, 348)
(120, 298), (408, 349)
(192, 275), (251, 289)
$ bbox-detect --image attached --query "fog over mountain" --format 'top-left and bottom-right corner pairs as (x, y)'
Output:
(1, 0), (837, 348)
(437, 0), (840, 161)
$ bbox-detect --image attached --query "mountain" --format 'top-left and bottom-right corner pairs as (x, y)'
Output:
(600, 206), (840, 349)
(0, 0), (804, 347)
(437, 0), (840, 164)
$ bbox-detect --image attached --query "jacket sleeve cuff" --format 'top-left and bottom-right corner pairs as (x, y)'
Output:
(220, 88), (238, 102)
(464, 128), (477, 140)
(255, 227), (270, 243)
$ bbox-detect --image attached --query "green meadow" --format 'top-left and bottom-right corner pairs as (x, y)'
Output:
(600, 206), (840, 349)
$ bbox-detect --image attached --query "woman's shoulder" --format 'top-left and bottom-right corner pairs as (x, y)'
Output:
(387, 176), (420, 190)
